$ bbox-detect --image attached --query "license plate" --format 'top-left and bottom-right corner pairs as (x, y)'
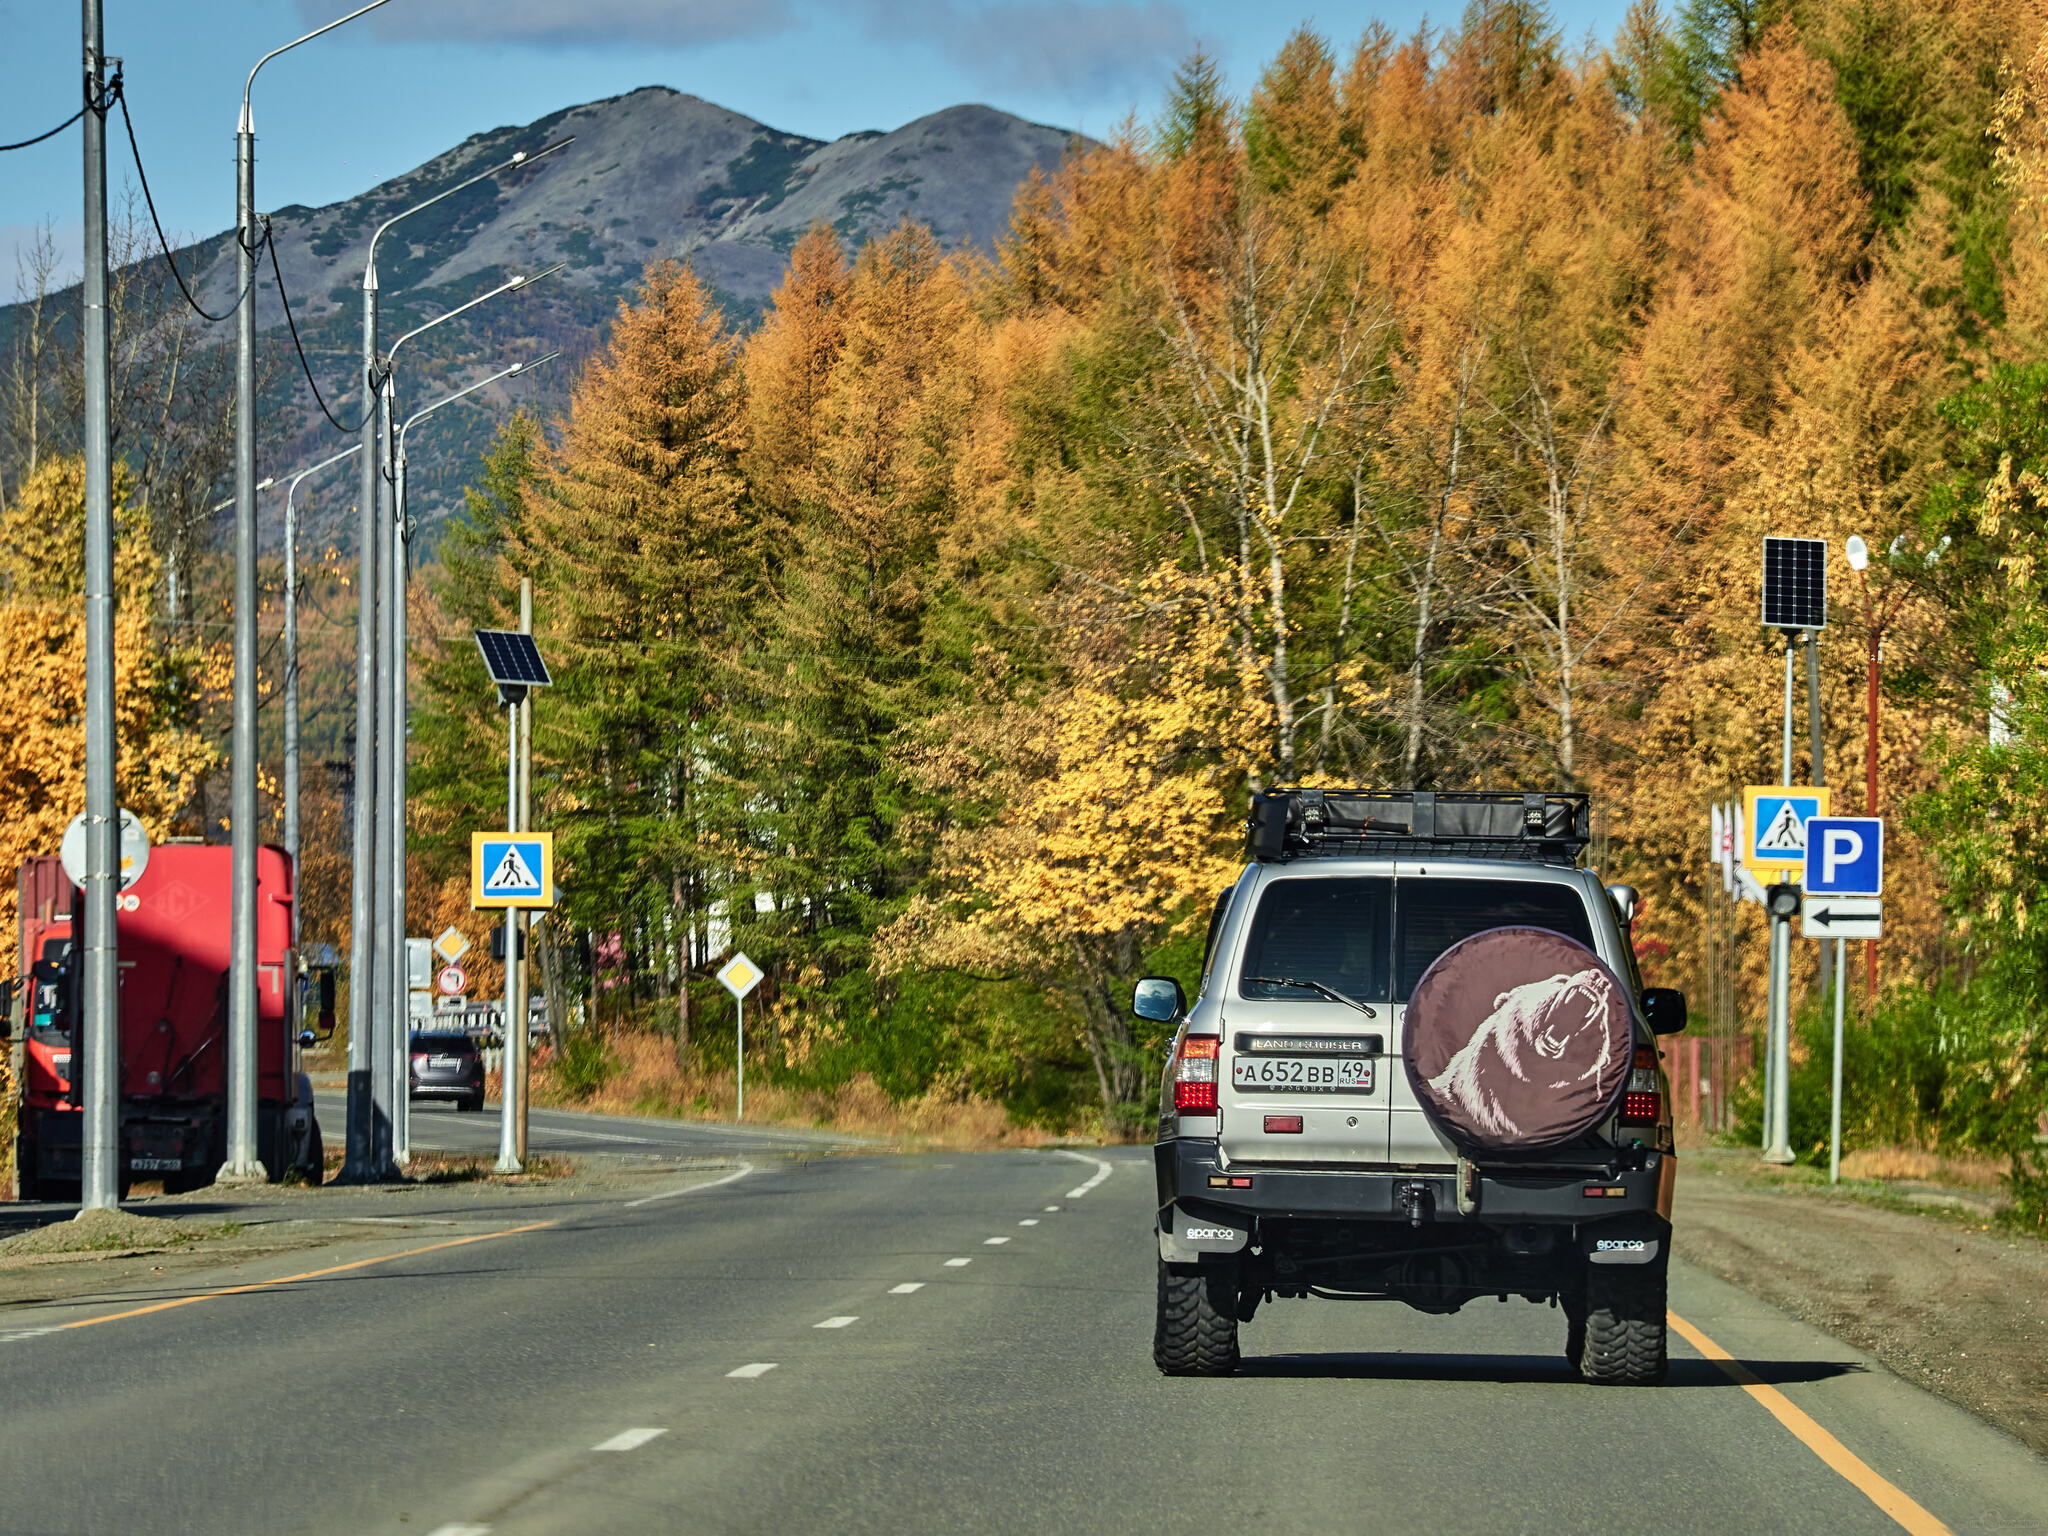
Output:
(130, 1156), (181, 1171)
(431, 1056), (459, 1069)
(1231, 1057), (1373, 1093)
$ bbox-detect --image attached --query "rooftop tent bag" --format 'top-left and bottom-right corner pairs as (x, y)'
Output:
(1402, 926), (1632, 1154)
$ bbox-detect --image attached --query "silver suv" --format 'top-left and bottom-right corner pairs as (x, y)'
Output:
(1138, 789), (1684, 1385)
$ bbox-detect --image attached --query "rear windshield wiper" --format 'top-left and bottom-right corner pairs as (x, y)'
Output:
(1241, 976), (1379, 1018)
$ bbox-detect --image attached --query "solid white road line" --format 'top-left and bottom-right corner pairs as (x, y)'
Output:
(944, 1258), (972, 1267)
(548, 1125), (665, 1146)
(983, 1237), (1010, 1245)
(1018, 1219), (1039, 1226)
(593, 1428), (668, 1452)
(815, 1316), (858, 1329)
(727, 1362), (779, 1379)
(622, 1161), (755, 1208)
(1060, 1150), (1113, 1200)
(428, 1524), (492, 1536)
(889, 1283), (924, 1294)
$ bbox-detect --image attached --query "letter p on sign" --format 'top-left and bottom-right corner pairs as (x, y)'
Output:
(1803, 817), (1883, 896)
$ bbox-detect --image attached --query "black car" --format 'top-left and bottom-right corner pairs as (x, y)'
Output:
(409, 1031), (485, 1111)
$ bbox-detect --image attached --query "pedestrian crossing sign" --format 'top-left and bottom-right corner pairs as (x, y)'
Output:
(471, 832), (555, 909)
(1741, 786), (1831, 880)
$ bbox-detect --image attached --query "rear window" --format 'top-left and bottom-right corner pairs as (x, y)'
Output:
(411, 1033), (477, 1054)
(1394, 877), (1597, 999)
(1237, 877), (1392, 1002)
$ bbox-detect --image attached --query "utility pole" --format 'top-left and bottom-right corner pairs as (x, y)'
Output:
(1804, 631), (1837, 1033)
(77, 0), (120, 1213)
(234, 2), (396, 1189)
(343, 227), (382, 1181)
(370, 373), (397, 1171)
(515, 576), (534, 1163)
(388, 385), (410, 1166)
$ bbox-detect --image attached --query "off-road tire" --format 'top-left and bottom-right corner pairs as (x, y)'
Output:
(1575, 1263), (1667, 1386)
(1153, 1259), (1240, 1376)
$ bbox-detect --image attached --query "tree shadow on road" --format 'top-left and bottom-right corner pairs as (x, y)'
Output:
(1237, 1353), (1868, 1387)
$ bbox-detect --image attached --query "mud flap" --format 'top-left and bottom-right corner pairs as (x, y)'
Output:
(1581, 1215), (1666, 1266)
(1157, 1206), (1249, 1263)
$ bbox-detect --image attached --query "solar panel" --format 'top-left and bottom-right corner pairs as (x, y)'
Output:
(474, 629), (552, 687)
(1761, 537), (1827, 631)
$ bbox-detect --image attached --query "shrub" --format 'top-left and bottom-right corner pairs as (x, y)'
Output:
(553, 1033), (617, 1100)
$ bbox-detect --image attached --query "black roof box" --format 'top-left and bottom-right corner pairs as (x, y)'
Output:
(1247, 789), (1591, 864)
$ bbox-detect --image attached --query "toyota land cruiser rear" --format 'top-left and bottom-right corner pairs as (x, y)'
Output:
(1141, 789), (1686, 1385)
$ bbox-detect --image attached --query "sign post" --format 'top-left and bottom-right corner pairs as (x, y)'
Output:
(1744, 785), (1829, 1162)
(473, 625), (552, 1174)
(716, 954), (763, 1121)
(471, 827), (555, 1173)
(1804, 816), (1884, 1183)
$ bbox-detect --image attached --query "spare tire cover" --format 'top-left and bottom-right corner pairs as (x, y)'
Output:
(1402, 926), (1632, 1154)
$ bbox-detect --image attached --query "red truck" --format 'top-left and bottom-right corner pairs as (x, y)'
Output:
(10, 844), (326, 1198)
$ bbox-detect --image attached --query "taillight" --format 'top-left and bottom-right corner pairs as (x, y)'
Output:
(1621, 1046), (1660, 1123)
(1173, 1034), (1220, 1116)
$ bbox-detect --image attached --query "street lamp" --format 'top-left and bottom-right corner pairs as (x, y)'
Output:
(225, 0), (395, 1189)
(385, 350), (560, 1163)
(343, 142), (569, 1183)
(371, 273), (560, 1168)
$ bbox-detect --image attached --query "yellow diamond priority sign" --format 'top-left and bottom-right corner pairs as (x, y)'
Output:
(716, 953), (763, 1000)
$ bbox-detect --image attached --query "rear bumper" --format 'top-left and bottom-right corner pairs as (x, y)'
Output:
(1156, 1137), (1669, 1227)
(409, 1079), (481, 1099)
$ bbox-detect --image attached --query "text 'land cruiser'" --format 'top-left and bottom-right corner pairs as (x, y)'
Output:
(1140, 789), (1685, 1386)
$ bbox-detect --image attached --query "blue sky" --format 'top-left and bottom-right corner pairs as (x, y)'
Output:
(1, 0), (1633, 288)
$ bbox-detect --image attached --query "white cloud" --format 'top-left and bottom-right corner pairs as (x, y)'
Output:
(859, 0), (1193, 99)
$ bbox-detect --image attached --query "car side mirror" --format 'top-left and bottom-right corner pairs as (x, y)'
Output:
(298, 1029), (318, 1048)
(1642, 987), (1687, 1035)
(1131, 976), (1186, 1023)
(315, 969), (337, 1039)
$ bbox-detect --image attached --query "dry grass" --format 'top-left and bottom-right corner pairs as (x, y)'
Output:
(531, 1030), (1077, 1149)
(0, 1208), (228, 1257)
(1839, 1146), (2010, 1191)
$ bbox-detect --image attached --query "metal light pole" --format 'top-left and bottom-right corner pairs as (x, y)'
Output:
(374, 276), (560, 1169)
(78, 0), (120, 1212)
(388, 355), (557, 1165)
(340, 140), (568, 1181)
(230, 0), (395, 1189)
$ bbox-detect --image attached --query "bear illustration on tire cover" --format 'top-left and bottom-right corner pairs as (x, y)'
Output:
(1403, 926), (1633, 1152)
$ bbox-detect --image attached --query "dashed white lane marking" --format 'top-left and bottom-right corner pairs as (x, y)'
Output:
(1018, 1219), (1039, 1226)
(593, 1428), (667, 1452)
(1061, 1150), (1113, 1199)
(429, 1524), (491, 1536)
(983, 1236), (1010, 1246)
(889, 1283), (924, 1294)
(0, 1327), (63, 1345)
(944, 1258), (972, 1267)
(623, 1160), (755, 1208)
(727, 1362), (778, 1379)
(549, 1125), (663, 1146)
(815, 1316), (858, 1329)
(1044, 1206), (1060, 1213)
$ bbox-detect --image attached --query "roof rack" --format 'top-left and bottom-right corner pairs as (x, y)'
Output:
(1246, 788), (1591, 865)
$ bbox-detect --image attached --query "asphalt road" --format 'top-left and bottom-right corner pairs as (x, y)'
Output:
(1, 1141), (2043, 1535)
(315, 1090), (879, 1161)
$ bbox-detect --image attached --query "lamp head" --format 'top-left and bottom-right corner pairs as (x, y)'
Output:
(1844, 534), (1868, 572)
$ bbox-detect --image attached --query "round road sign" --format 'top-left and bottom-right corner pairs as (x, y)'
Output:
(437, 964), (468, 997)
(60, 808), (151, 891)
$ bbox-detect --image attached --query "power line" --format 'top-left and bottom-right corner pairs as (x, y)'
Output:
(264, 214), (368, 436)
(114, 79), (259, 325)
(0, 105), (85, 153)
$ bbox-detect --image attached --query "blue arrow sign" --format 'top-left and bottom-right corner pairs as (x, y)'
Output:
(1802, 817), (1883, 897)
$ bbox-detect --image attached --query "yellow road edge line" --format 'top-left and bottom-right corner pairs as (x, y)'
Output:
(1667, 1309), (1953, 1536)
(48, 1220), (559, 1332)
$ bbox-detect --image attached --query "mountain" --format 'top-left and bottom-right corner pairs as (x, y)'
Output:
(5, 87), (1083, 543)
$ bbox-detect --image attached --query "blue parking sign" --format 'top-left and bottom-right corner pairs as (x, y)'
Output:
(1803, 817), (1883, 896)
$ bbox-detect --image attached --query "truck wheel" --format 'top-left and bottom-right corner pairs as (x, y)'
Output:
(1575, 1264), (1667, 1386)
(302, 1124), (325, 1186)
(1153, 1259), (1240, 1376)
